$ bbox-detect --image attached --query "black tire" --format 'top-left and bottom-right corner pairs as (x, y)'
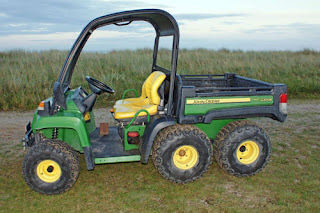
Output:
(22, 139), (80, 195)
(152, 124), (213, 183)
(213, 120), (271, 177)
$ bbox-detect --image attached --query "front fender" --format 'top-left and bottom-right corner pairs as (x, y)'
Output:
(34, 114), (90, 148)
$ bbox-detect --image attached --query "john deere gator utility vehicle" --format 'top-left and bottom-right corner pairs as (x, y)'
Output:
(22, 9), (288, 194)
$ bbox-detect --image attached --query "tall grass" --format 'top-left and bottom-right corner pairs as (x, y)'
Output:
(0, 49), (319, 110)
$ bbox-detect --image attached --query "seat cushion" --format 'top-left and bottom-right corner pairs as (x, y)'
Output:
(114, 96), (146, 105)
(113, 98), (158, 120)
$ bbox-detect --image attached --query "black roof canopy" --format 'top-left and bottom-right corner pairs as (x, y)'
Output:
(92, 9), (179, 37)
(59, 9), (180, 86)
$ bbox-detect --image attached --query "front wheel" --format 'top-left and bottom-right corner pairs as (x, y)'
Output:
(22, 139), (80, 195)
(152, 125), (213, 183)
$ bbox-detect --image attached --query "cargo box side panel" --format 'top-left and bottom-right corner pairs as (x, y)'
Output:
(184, 96), (274, 115)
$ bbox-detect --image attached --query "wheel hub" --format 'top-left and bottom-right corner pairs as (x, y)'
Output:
(36, 160), (62, 183)
(179, 149), (186, 156)
(173, 145), (199, 170)
(236, 141), (260, 164)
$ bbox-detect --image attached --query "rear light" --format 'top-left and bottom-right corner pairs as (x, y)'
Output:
(280, 93), (287, 103)
(279, 93), (287, 114)
(128, 131), (139, 137)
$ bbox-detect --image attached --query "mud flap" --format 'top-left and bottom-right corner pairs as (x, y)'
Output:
(83, 146), (95, 170)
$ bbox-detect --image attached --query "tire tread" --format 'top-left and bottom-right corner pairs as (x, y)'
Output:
(213, 120), (271, 177)
(22, 139), (80, 195)
(152, 124), (213, 183)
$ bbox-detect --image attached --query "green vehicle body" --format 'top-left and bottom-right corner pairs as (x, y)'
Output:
(31, 94), (94, 152)
(30, 89), (275, 165)
(22, 9), (287, 191)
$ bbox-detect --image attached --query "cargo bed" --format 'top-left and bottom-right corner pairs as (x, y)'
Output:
(174, 73), (287, 124)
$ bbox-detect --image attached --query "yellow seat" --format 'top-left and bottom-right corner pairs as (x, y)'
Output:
(114, 94), (145, 106)
(113, 71), (166, 120)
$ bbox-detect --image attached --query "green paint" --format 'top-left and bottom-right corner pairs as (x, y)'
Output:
(85, 110), (96, 134)
(95, 155), (141, 164)
(122, 88), (138, 99)
(123, 109), (150, 151)
(32, 88), (97, 151)
(34, 112), (90, 150)
(57, 128), (82, 151)
(124, 125), (145, 150)
(38, 126), (84, 152)
(196, 119), (236, 140)
(185, 95), (274, 115)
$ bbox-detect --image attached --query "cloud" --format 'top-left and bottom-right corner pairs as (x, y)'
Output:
(174, 13), (246, 21)
(0, 12), (8, 17)
(0, 28), (156, 51)
(244, 23), (320, 35)
(223, 21), (244, 25)
(101, 0), (168, 10)
(0, 0), (167, 24)
(0, 1), (319, 51)
(0, 0), (167, 51)
(0, 31), (79, 50)
(0, 0), (167, 36)
(0, 1), (86, 23)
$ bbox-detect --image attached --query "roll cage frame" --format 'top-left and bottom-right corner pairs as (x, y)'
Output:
(54, 9), (180, 115)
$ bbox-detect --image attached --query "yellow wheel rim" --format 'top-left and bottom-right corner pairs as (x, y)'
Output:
(173, 145), (199, 170)
(236, 141), (260, 164)
(36, 160), (61, 183)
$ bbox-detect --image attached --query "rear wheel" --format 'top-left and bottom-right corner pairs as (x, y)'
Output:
(213, 120), (271, 177)
(152, 125), (213, 183)
(22, 139), (80, 195)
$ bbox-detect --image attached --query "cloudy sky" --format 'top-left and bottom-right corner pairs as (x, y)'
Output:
(0, 0), (319, 51)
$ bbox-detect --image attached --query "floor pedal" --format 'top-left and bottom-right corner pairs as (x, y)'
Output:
(100, 123), (109, 136)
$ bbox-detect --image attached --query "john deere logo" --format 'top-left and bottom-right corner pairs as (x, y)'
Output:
(186, 98), (251, 105)
(261, 98), (273, 102)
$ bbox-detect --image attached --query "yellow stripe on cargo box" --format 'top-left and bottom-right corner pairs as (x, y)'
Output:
(186, 97), (251, 105)
(184, 96), (273, 115)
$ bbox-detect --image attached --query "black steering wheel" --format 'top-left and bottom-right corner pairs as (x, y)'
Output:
(85, 76), (115, 94)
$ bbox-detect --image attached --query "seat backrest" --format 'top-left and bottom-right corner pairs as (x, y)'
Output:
(142, 71), (166, 105)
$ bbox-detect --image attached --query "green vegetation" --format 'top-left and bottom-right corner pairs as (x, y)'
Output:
(0, 100), (319, 212)
(0, 48), (319, 211)
(0, 49), (319, 110)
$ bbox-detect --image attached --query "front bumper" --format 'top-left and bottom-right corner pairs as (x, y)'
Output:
(22, 122), (35, 150)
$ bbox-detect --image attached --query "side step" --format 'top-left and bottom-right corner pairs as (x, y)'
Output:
(95, 155), (140, 164)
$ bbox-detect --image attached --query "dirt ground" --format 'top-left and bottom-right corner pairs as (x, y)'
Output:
(0, 100), (319, 160)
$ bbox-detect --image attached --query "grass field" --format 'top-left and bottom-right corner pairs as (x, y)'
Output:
(0, 100), (319, 212)
(0, 49), (319, 212)
(0, 49), (319, 110)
